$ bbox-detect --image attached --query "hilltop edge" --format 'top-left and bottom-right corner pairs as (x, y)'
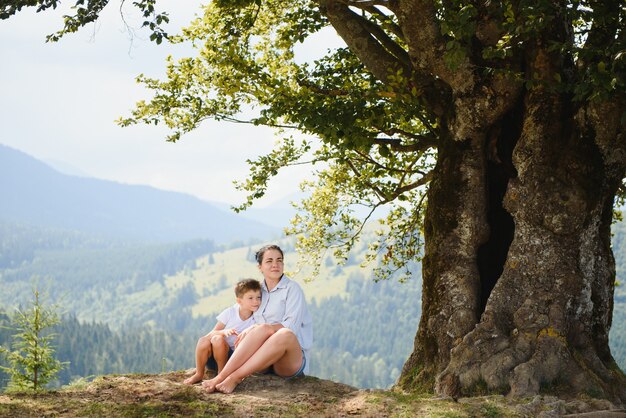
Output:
(1, 371), (625, 417)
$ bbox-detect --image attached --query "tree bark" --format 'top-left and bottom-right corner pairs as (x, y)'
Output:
(397, 130), (488, 391)
(398, 85), (626, 403)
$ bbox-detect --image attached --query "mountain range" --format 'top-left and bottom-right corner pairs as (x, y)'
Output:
(0, 144), (280, 244)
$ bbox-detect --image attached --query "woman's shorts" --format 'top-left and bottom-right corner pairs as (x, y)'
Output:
(265, 349), (306, 379)
(285, 349), (306, 379)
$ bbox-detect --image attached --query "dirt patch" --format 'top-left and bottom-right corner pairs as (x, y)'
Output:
(0, 370), (624, 417)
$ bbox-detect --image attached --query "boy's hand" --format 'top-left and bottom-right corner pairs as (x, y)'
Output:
(222, 328), (238, 337)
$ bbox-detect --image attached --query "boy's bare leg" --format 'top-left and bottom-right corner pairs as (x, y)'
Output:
(211, 335), (230, 374)
(184, 335), (212, 385)
(216, 328), (303, 394)
(203, 325), (274, 393)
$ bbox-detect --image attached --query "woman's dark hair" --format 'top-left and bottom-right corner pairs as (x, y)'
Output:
(255, 244), (284, 265)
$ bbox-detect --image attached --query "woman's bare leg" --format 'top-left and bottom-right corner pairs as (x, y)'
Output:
(184, 335), (212, 385)
(216, 328), (303, 394)
(202, 324), (274, 392)
(211, 335), (230, 374)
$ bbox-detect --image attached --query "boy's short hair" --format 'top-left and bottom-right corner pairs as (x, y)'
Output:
(234, 278), (261, 297)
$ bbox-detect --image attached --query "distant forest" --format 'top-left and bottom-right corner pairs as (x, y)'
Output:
(0, 220), (624, 390)
(0, 274), (421, 389)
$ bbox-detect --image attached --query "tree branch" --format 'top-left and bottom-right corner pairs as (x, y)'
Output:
(371, 132), (437, 153)
(346, 153), (433, 204)
(319, 0), (450, 115)
(296, 79), (350, 96)
(340, 0), (390, 6)
(357, 9), (412, 68)
(336, 1), (407, 56)
(352, 149), (424, 175)
(328, 200), (383, 251)
(212, 114), (299, 130)
(364, 6), (404, 41)
(317, 0), (409, 84)
(345, 158), (388, 201)
(392, 0), (475, 94)
(379, 170), (433, 204)
(382, 127), (437, 144)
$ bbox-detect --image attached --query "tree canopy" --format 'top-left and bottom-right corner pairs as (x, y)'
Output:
(120, 0), (626, 282)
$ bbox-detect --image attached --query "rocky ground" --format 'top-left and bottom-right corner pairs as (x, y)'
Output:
(0, 370), (625, 417)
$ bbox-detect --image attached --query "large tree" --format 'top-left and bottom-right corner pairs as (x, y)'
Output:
(5, 0), (626, 403)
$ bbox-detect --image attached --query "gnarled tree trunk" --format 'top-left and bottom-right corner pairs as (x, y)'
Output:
(399, 86), (626, 404)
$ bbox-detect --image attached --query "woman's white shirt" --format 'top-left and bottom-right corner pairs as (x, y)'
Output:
(253, 275), (313, 373)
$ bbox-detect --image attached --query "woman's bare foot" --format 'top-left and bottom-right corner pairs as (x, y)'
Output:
(183, 372), (204, 385)
(215, 375), (243, 394)
(201, 377), (221, 393)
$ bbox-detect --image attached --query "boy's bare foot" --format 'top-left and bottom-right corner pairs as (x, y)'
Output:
(215, 375), (243, 394)
(183, 372), (204, 385)
(202, 377), (221, 393)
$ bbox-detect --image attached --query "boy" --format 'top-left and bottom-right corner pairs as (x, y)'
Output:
(183, 278), (262, 385)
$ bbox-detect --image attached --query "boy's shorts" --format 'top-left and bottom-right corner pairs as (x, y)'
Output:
(206, 348), (234, 371)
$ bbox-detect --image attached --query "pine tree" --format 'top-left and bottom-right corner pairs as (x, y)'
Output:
(0, 290), (66, 392)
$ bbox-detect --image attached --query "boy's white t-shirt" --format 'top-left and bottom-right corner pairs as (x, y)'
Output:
(216, 303), (256, 350)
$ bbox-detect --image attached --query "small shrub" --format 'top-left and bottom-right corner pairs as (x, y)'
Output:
(0, 290), (67, 392)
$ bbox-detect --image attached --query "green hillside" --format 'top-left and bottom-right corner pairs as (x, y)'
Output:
(0, 221), (221, 327)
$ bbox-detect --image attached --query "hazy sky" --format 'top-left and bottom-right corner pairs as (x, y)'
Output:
(0, 2), (342, 207)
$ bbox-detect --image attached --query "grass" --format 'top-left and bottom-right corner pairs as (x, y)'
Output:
(0, 395), (233, 418)
(434, 412), (464, 418)
(64, 375), (96, 390)
(165, 387), (201, 402)
(383, 388), (433, 404)
(479, 402), (503, 418)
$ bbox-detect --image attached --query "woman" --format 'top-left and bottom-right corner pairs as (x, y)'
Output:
(202, 244), (313, 393)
